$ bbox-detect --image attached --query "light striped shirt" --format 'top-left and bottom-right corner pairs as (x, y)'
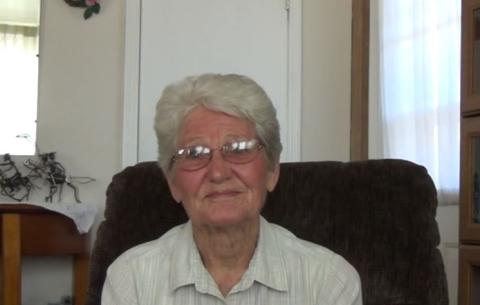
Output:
(102, 217), (362, 305)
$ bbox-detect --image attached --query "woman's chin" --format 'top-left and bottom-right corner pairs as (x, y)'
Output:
(202, 210), (257, 228)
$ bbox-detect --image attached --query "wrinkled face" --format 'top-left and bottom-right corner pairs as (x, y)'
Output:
(167, 106), (279, 228)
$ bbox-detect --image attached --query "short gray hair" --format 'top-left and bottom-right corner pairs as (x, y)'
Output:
(154, 73), (282, 174)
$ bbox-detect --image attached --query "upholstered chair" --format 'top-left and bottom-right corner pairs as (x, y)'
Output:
(86, 159), (448, 305)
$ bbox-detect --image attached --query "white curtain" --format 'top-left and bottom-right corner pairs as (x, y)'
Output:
(375, 0), (461, 205)
(0, 24), (39, 155)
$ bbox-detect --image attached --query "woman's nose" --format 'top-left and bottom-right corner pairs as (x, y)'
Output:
(206, 150), (232, 183)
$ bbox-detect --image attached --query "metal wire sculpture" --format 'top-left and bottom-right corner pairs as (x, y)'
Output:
(24, 152), (73, 202)
(0, 154), (33, 202)
(0, 152), (94, 203)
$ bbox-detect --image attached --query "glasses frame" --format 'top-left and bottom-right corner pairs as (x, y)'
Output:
(169, 138), (265, 171)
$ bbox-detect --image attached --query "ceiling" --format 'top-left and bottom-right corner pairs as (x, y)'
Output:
(0, 0), (40, 26)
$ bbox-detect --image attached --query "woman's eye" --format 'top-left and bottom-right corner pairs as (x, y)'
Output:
(228, 141), (250, 153)
(185, 146), (208, 159)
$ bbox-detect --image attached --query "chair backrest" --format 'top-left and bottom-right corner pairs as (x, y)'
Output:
(86, 159), (448, 305)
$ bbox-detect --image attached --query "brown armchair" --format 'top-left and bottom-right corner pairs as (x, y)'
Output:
(85, 159), (448, 305)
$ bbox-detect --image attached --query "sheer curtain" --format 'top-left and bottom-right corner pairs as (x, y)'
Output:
(0, 24), (39, 155)
(374, 0), (461, 205)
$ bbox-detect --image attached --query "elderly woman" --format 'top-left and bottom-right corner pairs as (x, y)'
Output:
(102, 74), (362, 305)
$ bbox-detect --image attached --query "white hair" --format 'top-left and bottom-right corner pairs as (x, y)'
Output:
(154, 73), (282, 174)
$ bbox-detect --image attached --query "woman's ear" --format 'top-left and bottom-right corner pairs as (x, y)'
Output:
(166, 175), (182, 203)
(266, 163), (280, 192)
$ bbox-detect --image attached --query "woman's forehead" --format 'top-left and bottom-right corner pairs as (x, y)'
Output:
(177, 107), (256, 144)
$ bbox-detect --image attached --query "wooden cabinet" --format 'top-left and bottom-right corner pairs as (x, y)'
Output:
(459, 246), (480, 305)
(460, 116), (480, 242)
(462, 0), (480, 115)
(460, 1), (480, 304)
(0, 204), (90, 305)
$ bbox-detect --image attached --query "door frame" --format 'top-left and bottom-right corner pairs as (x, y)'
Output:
(122, 0), (303, 166)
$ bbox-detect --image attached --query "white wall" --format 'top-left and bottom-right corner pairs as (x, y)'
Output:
(302, 0), (352, 161)
(25, 0), (353, 304)
(23, 1), (125, 304)
(37, 1), (124, 205)
(436, 205), (459, 305)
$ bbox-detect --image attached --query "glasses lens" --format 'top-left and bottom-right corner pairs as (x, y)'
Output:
(172, 139), (263, 171)
(223, 139), (261, 164)
(175, 145), (211, 170)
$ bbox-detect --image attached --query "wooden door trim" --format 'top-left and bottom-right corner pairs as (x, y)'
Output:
(350, 0), (370, 161)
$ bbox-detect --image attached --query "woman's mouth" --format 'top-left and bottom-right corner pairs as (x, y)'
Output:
(205, 190), (240, 200)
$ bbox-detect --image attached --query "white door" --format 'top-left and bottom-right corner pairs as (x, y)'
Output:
(124, 0), (301, 164)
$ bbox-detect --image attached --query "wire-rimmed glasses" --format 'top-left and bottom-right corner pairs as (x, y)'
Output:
(170, 139), (264, 171)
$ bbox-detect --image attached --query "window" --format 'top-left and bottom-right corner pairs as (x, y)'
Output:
(0, 1), (40, 156)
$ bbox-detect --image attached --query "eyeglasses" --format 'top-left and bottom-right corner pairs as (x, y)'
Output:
(170, 139), (264, 171)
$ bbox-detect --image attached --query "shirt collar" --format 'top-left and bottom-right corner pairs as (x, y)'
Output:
(234, 216), (288, 292)
(170, 221), (222, 296)
(169, 217), (288, 294)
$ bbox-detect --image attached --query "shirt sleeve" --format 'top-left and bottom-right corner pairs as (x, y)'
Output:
(101, 258), (140, 305)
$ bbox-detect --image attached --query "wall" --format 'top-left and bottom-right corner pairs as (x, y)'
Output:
(37, 1), (124, 203)
(302, 0), (352, 161)
(23, 1), (125, 304)
(26, 0), (353, 304)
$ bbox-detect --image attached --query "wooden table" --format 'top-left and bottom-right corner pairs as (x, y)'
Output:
(0, 204), (90, 305)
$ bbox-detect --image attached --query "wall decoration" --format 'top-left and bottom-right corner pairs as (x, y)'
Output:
(64, 0), (101, 20)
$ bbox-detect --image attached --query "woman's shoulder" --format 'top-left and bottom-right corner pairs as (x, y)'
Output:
(267, 221), (335, 257)
(110, 222), (188, 267)
(265, 220), (361, 299)
(266, 220), (359, 277)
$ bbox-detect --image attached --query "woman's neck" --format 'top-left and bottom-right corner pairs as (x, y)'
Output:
(192, 218), (260, 296)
